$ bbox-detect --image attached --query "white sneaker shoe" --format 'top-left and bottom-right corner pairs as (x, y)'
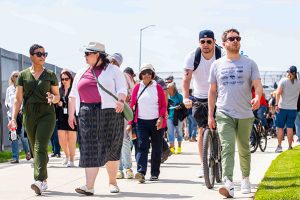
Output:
(62, 158), (69, 165)
(196, 165), (204, 178)
(67, 161), (75, 167)
(219, 177), (234, 198)
(109, 184), (120, 193)
(241, 177), (251, 194)
(41, 181), (48, 192)
(31, 181), (43, 195)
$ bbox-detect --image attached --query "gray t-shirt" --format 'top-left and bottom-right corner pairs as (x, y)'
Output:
(208, 56), (261, 119)
(278, 77), (300, 110)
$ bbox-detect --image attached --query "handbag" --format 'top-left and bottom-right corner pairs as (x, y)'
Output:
(91, 69), (133, 121)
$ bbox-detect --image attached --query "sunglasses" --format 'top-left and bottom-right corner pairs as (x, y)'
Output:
(85, 52), (97, 57)
(226, 36), (241, 42)
(33, 52), (48, 57)
(61, 78), (70, 81)
(200, 40), (213, 45)
(13, 75), (19, 78)
(141, 69), (153, 76)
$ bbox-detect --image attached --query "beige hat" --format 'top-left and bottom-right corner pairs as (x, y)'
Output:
(139, 63), (155, 80)
(81, 42), (105, 53)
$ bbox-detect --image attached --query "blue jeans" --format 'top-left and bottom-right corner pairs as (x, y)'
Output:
(9, 116), (30, 161)
(167, 119), (183, 143)
(136, 118), (163, 176)
(256, 105), (267, 128)
(295, 111), (300, 140)
(119, 120), (132, 170)
(187, 115), (197, 138)
(50, 125), (61, 155)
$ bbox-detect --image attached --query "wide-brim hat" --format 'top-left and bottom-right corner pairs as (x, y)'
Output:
(139, 63), (155, 80)
(81, 42), (106, 54)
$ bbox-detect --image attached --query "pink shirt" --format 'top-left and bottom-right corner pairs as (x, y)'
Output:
(78, 68), (102, 103)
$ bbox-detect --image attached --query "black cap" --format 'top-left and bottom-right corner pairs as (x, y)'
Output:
(287, 65), (297, 74)
(199, 30), (215, 40)
(123, 67), (136, 77)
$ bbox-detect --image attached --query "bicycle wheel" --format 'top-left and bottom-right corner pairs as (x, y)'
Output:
(203, 128), (215, 189)
(250, 126), (258, 153)
(214, 131), (222, 183)
(259, 127), (268, 152)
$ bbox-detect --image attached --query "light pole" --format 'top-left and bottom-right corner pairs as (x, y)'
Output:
(139, 25), (155, 72)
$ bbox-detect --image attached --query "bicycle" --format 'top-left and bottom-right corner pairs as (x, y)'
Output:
(250, 117), (268, 153)
(202, 127), (222, 189)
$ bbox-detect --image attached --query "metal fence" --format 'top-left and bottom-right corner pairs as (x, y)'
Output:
(0, 47), (63, 151)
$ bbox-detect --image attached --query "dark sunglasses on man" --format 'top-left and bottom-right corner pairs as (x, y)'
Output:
(200, 40), (213, 45)
(33, 52), (48, 58)
(226, 36), (241, 42)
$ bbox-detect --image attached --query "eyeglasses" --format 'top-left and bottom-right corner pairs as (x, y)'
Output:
(200, 40), (213, 45)
(141, 69), (153, 76)
(61, 78), (70, 81)
(84, 52), (97, 57)
(13, 75), (19, 78)
(33, 52), (48, 57)
(226, 36), (241, 42)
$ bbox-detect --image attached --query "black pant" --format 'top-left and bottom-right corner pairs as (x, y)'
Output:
(136, 118), (163, 176)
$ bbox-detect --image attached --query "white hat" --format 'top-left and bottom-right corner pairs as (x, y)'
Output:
(111, 53), (123, 66)
(81, 42), (105, 53)
(139, 63), (155, 80)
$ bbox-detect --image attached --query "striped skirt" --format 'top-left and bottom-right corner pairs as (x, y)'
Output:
(78, 103), (124, 167)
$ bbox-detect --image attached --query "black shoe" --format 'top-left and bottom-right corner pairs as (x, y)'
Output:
(10, 160), (19, 164)
(26, 152), (32, 160)
(161, 148), (171, 163)
(149, 176), (159, 181)
(56, 154), (61, 158)
(50, 153), (56, 157)
(135, 172), (145, 183)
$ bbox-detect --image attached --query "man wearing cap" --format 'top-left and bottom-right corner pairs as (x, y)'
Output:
(182, 29), (224, 178)
(275, 65), (300, 153)
(208, 28), (262, 198)
(110, 53), (135, 180)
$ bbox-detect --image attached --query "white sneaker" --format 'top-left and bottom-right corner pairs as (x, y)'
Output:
(109, 184), (120, 193)
(67, 161), (75, 167)
(41, 181), (48, 192)
(219, 177), (234, 198)
(196, 165), (204, 178)
(75, 185), (94, 196)
(241, 177), (251, 194)
(31, 181), (43, 195)
(62, 158), (69, 165)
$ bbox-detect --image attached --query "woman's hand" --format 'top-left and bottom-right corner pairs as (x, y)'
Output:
(115, 100), (124, 113)
(156, 117), (164, 130)
(126, 125), (132, 134)
(46, 92), (55, 105)
(68, 115), (77, 130)
(8, 119), (17, 130)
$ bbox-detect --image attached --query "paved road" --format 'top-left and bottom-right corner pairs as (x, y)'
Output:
(0, 137), (294, 200)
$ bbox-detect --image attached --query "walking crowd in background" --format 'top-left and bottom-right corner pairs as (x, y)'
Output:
(5, 27), (300, 198)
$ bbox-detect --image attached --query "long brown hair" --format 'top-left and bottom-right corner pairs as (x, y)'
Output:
(60, 70), (74, 88)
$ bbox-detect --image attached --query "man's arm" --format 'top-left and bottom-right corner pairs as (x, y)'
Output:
(182, 69), (193, 109)
(275, 87), (282, 113)
(251, 79), (263, 110)
(208, 83), (217, 129)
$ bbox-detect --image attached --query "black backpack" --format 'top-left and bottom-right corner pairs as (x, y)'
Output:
(193, 45), (222, 71)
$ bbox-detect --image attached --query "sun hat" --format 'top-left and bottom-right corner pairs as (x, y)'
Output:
(81, 42), (106, 53)
(139, 63), (155, 80)
(111, 53), (123, 66)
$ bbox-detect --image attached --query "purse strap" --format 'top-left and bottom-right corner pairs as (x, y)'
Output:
(91, 69), (118, 101)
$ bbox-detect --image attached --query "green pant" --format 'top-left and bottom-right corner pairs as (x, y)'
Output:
(23, 103), (56, 181)
(215, 111), (254, 181)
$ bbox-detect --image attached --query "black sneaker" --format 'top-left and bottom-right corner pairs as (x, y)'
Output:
(149, 176), (159, 181)
(50, 153), (56, 157)
(135, 172), (145, 183)
(10, 160), (19, 164)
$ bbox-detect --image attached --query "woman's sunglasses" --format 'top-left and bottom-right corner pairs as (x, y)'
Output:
(33, 52), (48, 58)
(141, 69), (153, 76)
(61, 78), (70, 81)
(85, 52), (97, 57)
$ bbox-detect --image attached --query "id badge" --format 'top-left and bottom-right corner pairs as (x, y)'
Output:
(64, 108), (68, 114)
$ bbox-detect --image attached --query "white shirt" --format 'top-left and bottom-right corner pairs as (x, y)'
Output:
(137, 81), (159, 120)
(5, 85), (16, 117)
(70, 64), (127, 115)
(184, 49), (225, 99)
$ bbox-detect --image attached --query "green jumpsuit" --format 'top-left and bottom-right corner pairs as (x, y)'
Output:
(17, 68), (58, 181)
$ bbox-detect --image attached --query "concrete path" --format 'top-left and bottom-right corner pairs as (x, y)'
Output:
(0, 137), (294, 200)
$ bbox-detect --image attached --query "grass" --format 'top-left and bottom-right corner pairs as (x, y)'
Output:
(255, 145), (300, 200)
(0, 145), (53, 163)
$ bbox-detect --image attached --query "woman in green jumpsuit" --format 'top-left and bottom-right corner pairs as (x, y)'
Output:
(8, 44), (60, 195)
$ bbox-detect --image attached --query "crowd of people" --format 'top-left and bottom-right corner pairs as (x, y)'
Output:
(5, 28), (299, 199)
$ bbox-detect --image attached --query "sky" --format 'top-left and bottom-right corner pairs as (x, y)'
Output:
(0, 0), (299, 74)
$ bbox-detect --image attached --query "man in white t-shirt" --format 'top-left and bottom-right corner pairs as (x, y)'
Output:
(182, 30), (224, 178)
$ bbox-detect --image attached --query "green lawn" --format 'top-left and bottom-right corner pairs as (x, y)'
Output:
(255, 145), (300, 200)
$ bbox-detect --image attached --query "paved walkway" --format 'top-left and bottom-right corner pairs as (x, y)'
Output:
(0, 137), (294, 200)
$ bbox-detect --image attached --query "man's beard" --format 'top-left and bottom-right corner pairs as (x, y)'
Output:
(226, 45), (240, 54)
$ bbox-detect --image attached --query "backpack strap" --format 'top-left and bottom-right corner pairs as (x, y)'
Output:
(193, 47), (201, 71)
(193, 45), (222, 71)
